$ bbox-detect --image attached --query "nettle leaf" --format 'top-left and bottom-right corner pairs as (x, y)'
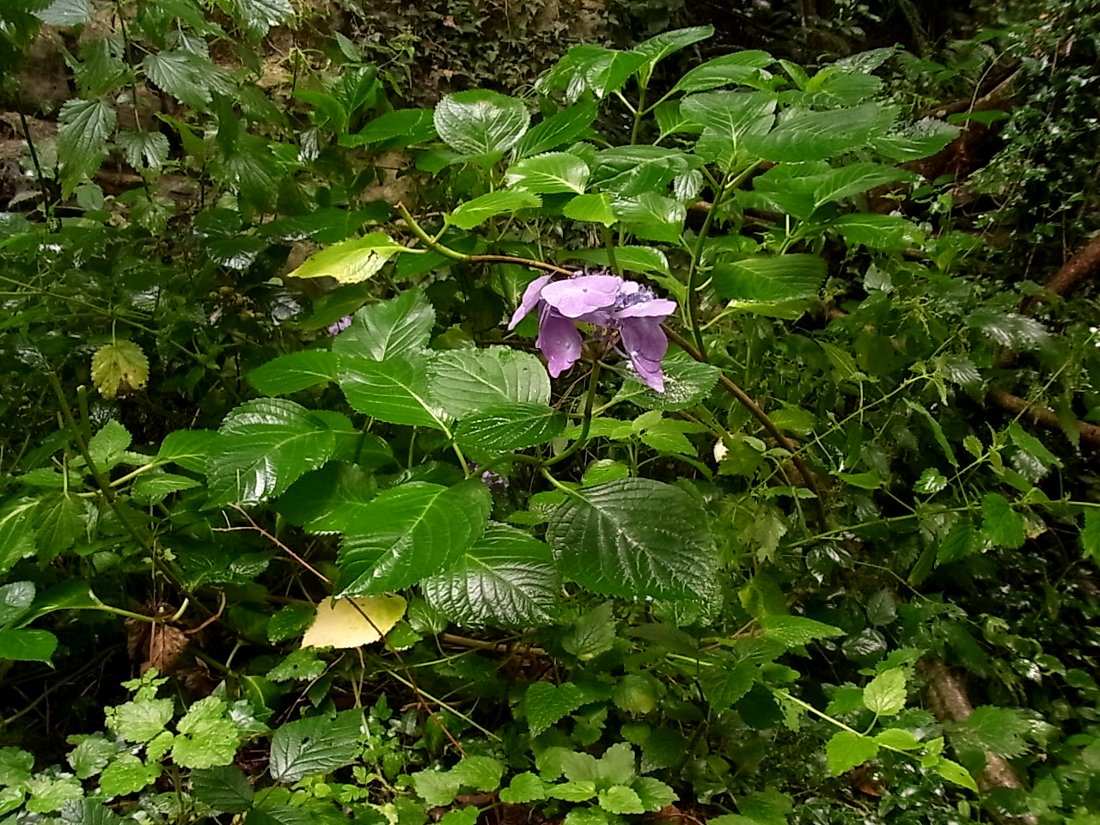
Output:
(449, 190), (542, 230)
(981, 493), (1025, 549)
(514, 101), (598, 158)
(206, 398), (342, 506)
(430, 348), (551, 419)
(117, 130), (170, 170)
(967, 309), (1049, 350)
(742, 102), (901, 162)
(287, 233), (411, 283)
(830, 213), (925, 251)
(58, 98), (115, 195)
(269, 711), (362, 784)
(142, 50), (217, 109)
(343, 108), (437, 147)
(339, 354), (451, 430)
(547, 478), (716, 600)
(563, 193), (617, 226)
(232, 0), (295, 38)
(35, 0), (93, 26)
(336, 480), (491, 596)
(434, 91), (530, 159)
(1082, 509), (1100, 564)
(525, 681), (586, 737)
(456, 403), (565, 455)
(712, 254), (825, 311)
(249, 351), (337, 395)
(422, 523), (560, 626)
(506, 152), (590, 195)
(333, 290), (434, 362)
(958, 706), (1031, 758)
(826, 731), (879, 776)
(862, 668), (907, 716)
(673, 50), (774, 93)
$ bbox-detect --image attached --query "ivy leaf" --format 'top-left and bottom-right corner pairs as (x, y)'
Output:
(248, 351), (337, 396)
(91, 340), (149, 399)
(268, 711), (362, 784)
(449, 190), (541, 230)
(514, 101), (598, 158)
(339, 354), (451, 430)
(546, 478), (717, 600)
(35, 0), (93, 26)
(429, 348), (551, 418)
(456, 403), (565, 454)
(981, 493), (1025, 549)
(0, 629), (57, 663)
(58, 98), (115, 196)
(505, 152), (590, 195)
(205, 398), (340, 507)
(332, 290), (434, 362)
(525, 681), (586, 737)
(287, 233), (410, 283)
(434, 91), (530, 160)
(190, 765), (254, 814)
(825, 731), (879, 775)
(422, 523), (560, 626)
(862, 668), (907, 716)
(336, 480), (491, 597)
(300, 595), (407, 648)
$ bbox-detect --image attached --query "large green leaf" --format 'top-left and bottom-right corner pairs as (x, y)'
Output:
(682, 91), (776, 171)
(505, 152), (590, 195)
(332, 290), (434, 362)
(156, 430), (218, 473)
(712, 254), (825, 307)
(337, 481), (491, 596)
(829, 213), (925, 251)
(142, 50), (217, 109)
(434, 91), (530, 159)
(0, 629), (57, 663)
(514, 101), (598, 158)
(456, 403), (566, 454)
(422, 523), (560, 626)
(546, 478), (716, 600)
(633, 26), (714, 87)
(565, 245), (669, 276)
(673, 50), (775, 93)
(34, 493), (86, 559)
(429, 348), (551, 419)
(742, 102), (900, 162)
(612, 194), (686, 244)
(232, 0), (295, 38)
(191, 765), (254, 814)
(450, 191), (541, 230)
(812, 163), (914, 208)
(206, 399), (341, 506)
(249, 351), (337, 395)
(609, 351), (720, 411)
(541, 45), (647, 99)
(0, 581), (33, 627)
(269, 711), (362, 784)
(339, 354), (451, 430)
(35, 0), (93, 26)
(342, 108), (437, 147)
(57, 98), (115, 194)
(563, 193), (617, 227)
(873, 119), (958, 162)
(286, 233), (411, 283)
(277, 461), (383, 533)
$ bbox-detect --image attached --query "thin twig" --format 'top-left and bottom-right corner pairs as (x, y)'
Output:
(219, 506), (331, 584)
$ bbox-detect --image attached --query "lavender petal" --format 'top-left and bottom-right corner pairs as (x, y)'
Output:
(508, 274), (552, 330)
(541, 274), (622, 318)
(536, 307), (584, 377)
(619, 317), (669, 392)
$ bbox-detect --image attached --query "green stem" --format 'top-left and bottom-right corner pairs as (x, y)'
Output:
(545, 361), (601, 467)
(683, 175), (727, 356)
(630, 85), (647, 145)
(601, 225), (622, 276)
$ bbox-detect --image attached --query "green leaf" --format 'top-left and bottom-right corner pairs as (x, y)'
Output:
(700, 662), (758, 710)
(525, 681), (586, 737)
(157, 430), (218, 473)
(563, 601), (616, 660)
(411, 770), (461, 806)
(449, 190), (541, 230)
(34, 493), (87, 558)
(269, 711), (362, 784)
(99, 753), (160, 797)
(286, 233), (410, 283)
(0, 629), (57, 662)
(742, 102), (900, 162)
(339, 354), (450, 430)
(35, 0), (93, 26)
(873, 119), (958, 162)
(712, 254), (825, 312)
(191, 765), (254, 814)
(336, 480), (491, 596)
(967, 309), (1049, 350)
(681, 91), (776, 171)
(632, 777), (677, 812)
(277, 462), (383, 533)
(206, 398), (341, 506)
(422, 523), (559, 626)
(343, 109), (436, 147)
(132, 472), (202, 504)
(825, 731), (879, 775)
(934, 758), (978, 793)
(813, 163), (914, 207)
(506, 152), (590, 194)
(456, 403), (565, 454)
(142, 50), (216, 109)
(633, 26), (714, 87)
(232, 0), (295, 38)
(542, 45), (646, 99)
(451, 755), (505, 791)
(249, 351), (337, 395)
(981, 493), (1025, 549)
(1083, 509), (1100, 564)
(332, 290), (434, 362)
(0, 581), (33, 627)
(830, 213), (925, 251)
(874, 728), (922, 751)
(610, 351), (720, 411)
(500, 772), (550, 803)
(514, 101), (598, 158)
(87, 420), (132, 472)
(563, 193), (617, 226)
(673, 50), (774, 93)
(863, 668), (906, 716)
(546, 478), (716, 600)
(58, 98), (115, 195)
(429, 348), (551, 418)
(599, 785), (644, 815)
(959, 706), (1031, 758)
(117, 130), (170, 170)
(172, 697), (244, 769)
(105, 696), (173, 743)
(612, 193), (686, 244)
(761, 615), (844, 647)
(434, 91), (530, 159)
(565, 244), (669, 275)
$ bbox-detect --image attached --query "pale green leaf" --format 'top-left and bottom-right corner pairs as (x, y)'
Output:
(249, 351), (337, 395)
(449, 190), (541, 230)
(35, 0), (93, 26)
(525, 681), (585, 737)
(434, 91), (530, 159)
(563, 193), (617, 226)
(506, 152), (590, 194)
(863, 668), (907, 716)
(332, 290), (434, 362)
(58, 98), (116, 194)
(287, 233), (410, 283)
(825, 731), (879, 775)
(761, 615), (844, 647)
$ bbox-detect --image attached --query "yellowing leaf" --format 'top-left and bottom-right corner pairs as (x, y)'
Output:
(301, 595), (407, 649)
(91, 341), (150, 399)
(287, 233), (414, 284)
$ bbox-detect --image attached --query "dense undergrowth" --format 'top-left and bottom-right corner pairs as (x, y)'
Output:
(0, 1), (1098, 824)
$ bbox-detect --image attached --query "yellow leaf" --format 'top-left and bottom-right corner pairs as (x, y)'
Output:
(301, 595), (407, 649)
(91, 341), (150, 399)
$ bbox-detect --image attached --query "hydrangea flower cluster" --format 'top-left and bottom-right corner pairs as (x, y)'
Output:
(508, 271), (677, 392)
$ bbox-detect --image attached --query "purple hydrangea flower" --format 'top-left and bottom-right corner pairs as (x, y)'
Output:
(508, 271), (677, 392)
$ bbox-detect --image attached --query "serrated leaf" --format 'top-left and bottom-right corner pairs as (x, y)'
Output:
(336, 480), (491, 596)
(339, 354), (450, 429)
(958, 705), (1031, 758)
(813, 163), (914, 207)
(172, 696), (243, 769)
(744, 102), (900, 162)
(863, 668), (906, 716)
(565, 244), (669, 275)
(91, 340), (149, 399)
(249, 351), (337, 395)
(761, 615), (844, 647)
(599, 785), (644, 815)
(825, 731), (878, 775)
(88, 420), (132, 472)
(611, 351), (719, 411)
(681, 91), (776, 171)
(434, 91), (530, 159)
(142, 50), (215, 109)
(131, 472), (201, 505)
(0, 629), (57, 663)
(967, 309), (1049, 350)
(525, 681), (585, 737)
(506, 152), (589, 194)
(700, 661), (758, 710)
(300, 595), (406, 648)
(542, 45), (646, 100)
(874, 728), (922, 751)
(34, 493), (86, 558)
(514, 101), (598, 158)
(422, 523), (559, 626)
(500, 772), (550, 803)
(632, 777), (677, 811)
(287, 233), (410, 283)
(981, 493), (1025, 549)
(1083, 509), (1100, 564)
(269, 711), (362, 783)
(232, 0), (295, 38)
(430, 348), (551, 418)
(449, 190), (541, 230)
(451, 755), (504, 791)
(830, 213), (925, 251)
(332, 290), (434, 362)
(546, 478), (716, 600)
(612, 193), (685, 244)
(563, 193), (617, 226)
(117, 130), (170, 170)
(35, 0), (93, 26)
(191, 765), (254, 814)
(206, 398), (340, 506)
(99, 753), (160, 797)
(456, 403), (565, 454)
(156, 430), (217, 473)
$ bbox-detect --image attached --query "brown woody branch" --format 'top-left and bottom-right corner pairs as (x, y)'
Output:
(988, 389), (1100, 448)
(1019, 233), (1100, 313)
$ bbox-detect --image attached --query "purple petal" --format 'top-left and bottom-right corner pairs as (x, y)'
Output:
(619, 317), (669, 392)
(541, 275), (622, 319)
(508, 274), (552, 330)
(536, 307), (584, 377)
(616, 298), (678, 319)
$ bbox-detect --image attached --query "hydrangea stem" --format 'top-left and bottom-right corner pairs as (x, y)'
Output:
(545, 361), (601, 468)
